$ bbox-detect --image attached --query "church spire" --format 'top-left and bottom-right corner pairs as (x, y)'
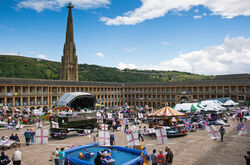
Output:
(60, 3), (79, 81)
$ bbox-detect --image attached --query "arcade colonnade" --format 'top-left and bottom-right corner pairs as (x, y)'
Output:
(0, 75), (250, 111)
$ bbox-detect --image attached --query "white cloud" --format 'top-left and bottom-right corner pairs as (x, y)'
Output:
(194, 9), (199, 13)
(193, 15), (202, 19)
(17, 0), (110, 12)
(96, 52), (104, 57)
(118, 62), (138, 70)
(0, 52), (19, 55)
(37, 54), (48, 60)
(161, 41), (171, 45)
(203, 13), (207, 16)
(123, 47), (137, 52)
(140, 36), (250, 75)
(0, 25), (14, 31)
(100, 0), (250, 25)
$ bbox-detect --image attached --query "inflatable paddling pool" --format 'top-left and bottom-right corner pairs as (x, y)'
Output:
(65, 143), (142, 165)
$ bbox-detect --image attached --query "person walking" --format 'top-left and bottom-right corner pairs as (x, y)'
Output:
(125, 119), (129, 131)
(53, 146), (60, 165)
(138, 126), (144, 141)
(150, 149), (157, 165)
(24, 129), (31, 145)
(0, 151), (11, 165)
(58, 147), (65, 165)
(12, 148), (21, 165)
(110, 134), (115, 146)
(219, 125), (226, 142)
(165, 147), (174, 165)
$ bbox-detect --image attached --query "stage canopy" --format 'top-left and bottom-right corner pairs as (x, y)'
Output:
(54, 92), (95, 110)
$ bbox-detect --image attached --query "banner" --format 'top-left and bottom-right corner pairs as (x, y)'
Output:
(108, 113), (112, 119)
(156, 129), (168, 145)
(138, 113), (143, 119)
(127, 133), (139, 146)
(238, 124), (247, 136)
(36, 121), (43, 128)
(205, 125), (219, 139)
(35, 129), (48, 144)
(101, 124), (108, 131)
(51, 121), (59, 128)
(98, 130), (110, 146)
(119, 113), (123, 119)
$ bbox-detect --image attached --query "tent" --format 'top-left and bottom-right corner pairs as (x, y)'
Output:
(201, 100), (226, 111)
(174, 103), (204, 113)
(150, 106), (185, 117)
(223, 100), (239, 106)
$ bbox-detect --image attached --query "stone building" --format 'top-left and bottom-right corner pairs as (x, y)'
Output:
(0, 74), (249, 111)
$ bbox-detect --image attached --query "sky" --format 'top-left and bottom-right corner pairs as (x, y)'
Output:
(0, 0), (250, 75)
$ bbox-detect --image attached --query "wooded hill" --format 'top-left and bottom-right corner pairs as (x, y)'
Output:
(0, 55), (213, 82)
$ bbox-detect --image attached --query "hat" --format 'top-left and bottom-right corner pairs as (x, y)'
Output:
(56, 146), (60, 148)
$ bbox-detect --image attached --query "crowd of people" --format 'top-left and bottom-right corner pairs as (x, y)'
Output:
(0, 147), (22, 165)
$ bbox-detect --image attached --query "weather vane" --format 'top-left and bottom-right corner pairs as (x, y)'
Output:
(67, 2), (74, 8)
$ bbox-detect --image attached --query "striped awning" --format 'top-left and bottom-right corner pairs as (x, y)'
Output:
(150, 106), (185, 117)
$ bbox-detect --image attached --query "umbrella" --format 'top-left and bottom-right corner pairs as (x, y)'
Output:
(150, 106), (185, 117)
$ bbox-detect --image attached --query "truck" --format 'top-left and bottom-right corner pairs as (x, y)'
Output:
(49, 92), (98, 139)
(50, 111), (97, 139)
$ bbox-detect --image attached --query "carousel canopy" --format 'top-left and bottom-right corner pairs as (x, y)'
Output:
(150, 106), (185, 117)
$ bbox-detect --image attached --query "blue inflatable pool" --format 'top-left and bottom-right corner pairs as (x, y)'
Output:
(64, 143), (142, 165)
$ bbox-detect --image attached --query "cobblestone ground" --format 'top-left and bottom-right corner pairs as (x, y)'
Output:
(195, 120), (250, 165)
(0, 119), (248, 165)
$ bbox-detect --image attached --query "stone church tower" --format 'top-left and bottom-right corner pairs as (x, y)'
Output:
(60, 3), (79, 81)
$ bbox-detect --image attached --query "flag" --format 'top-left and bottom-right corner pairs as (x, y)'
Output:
(5, 125), (14, 130)
(206, 114), (211, 119)
(202, 120), (209, 128)
(183, 120), (191, 131)
(15, 124), (24, 129)
(51, 121), (59, 128)
(98, 130), (110, 146)
(138, 113), (143, 119)
(101, 124), (108, 131)
(156, 129), (168, 145)
(108, 113), (112, 119)
(36, 121), (43, 128)
(122, 119), (127, 125)
(96, 112), (101, 117)
(35, 129), (48, 144)
(237, 123), (244, 131)
(205, 125), (219, 139)
(72, 112), (78, 118)
(127, 133), (140, 146)
(238, 124), (247, 136)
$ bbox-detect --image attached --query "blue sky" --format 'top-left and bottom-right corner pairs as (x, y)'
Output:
(0, 0), (250, 75)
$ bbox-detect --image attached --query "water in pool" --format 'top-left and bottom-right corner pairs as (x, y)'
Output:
(68, 146), (139, 165)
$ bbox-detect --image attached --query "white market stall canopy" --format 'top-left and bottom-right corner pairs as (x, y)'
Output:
(223, 100), (239, 106)
(174, 103), (204, 112)
(201, 100), (226, 111)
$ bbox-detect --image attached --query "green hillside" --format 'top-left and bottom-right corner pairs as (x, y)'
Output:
(0, 55), (213, 82)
